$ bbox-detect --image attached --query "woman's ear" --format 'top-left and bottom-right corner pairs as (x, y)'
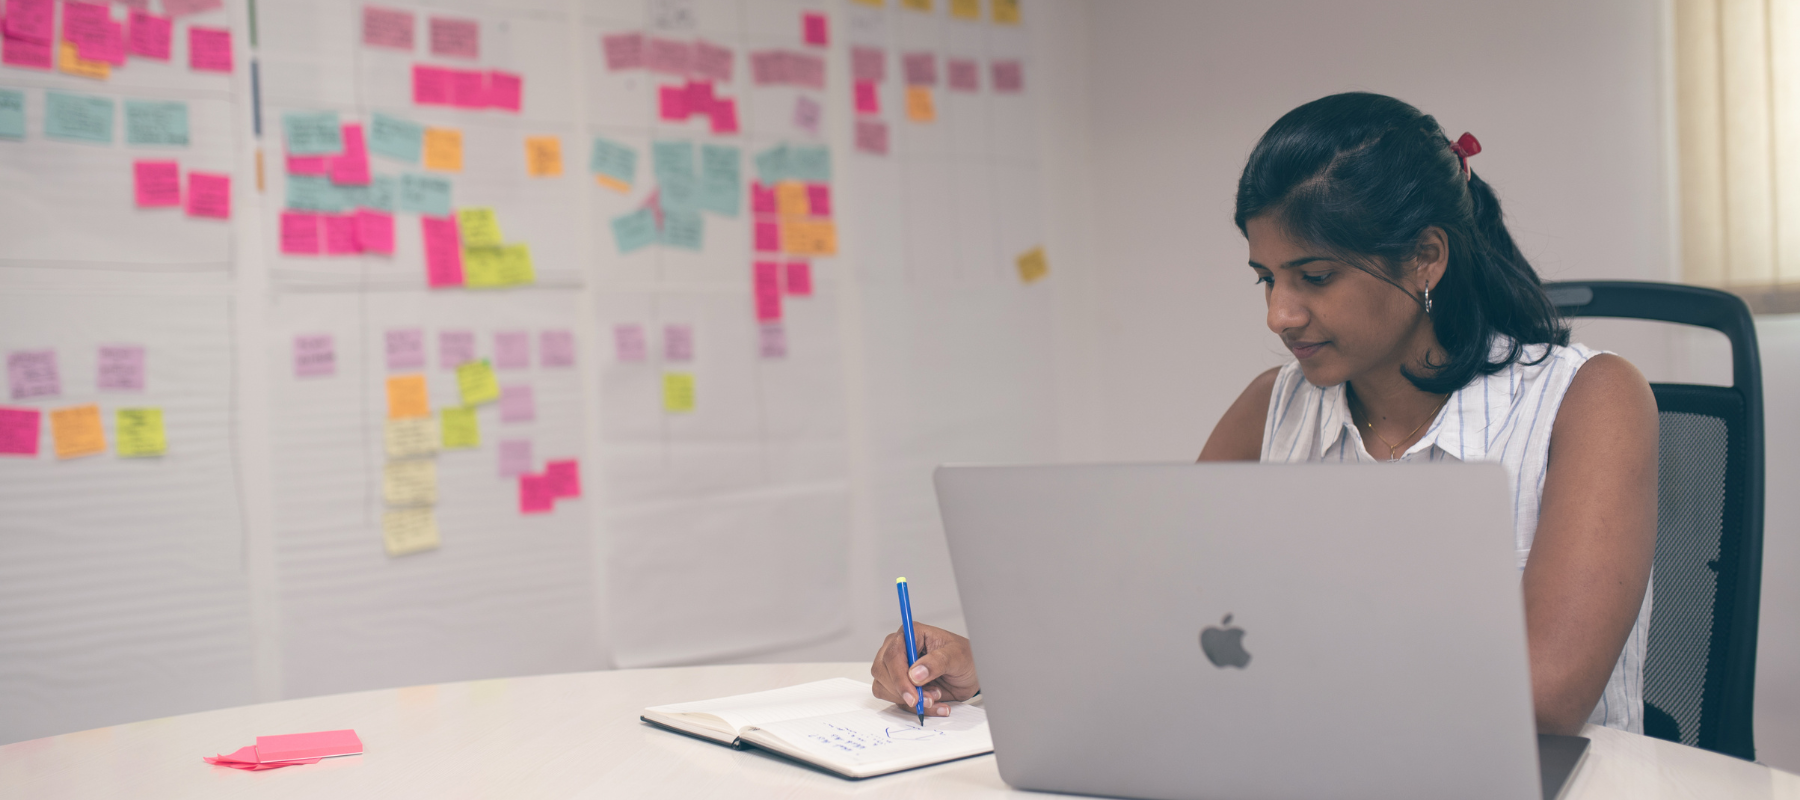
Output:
(1411, 226), (1450, 290)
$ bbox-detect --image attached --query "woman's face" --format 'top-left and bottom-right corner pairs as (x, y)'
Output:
(1245, 215), (1429, 388)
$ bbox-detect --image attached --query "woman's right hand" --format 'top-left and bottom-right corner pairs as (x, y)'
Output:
(870, 622), (981, 717)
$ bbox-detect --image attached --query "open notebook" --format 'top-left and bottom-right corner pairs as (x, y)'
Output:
(640, 677), (993, 779)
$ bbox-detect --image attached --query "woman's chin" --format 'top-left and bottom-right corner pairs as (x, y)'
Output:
(1295, 359), (1350, 389)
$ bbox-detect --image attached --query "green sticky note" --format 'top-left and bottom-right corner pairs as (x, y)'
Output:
(652, 139), (695, 181)
(440, 407), (480, 449)
(590, 136), (637, 184)
(283, 110), (342, 155)
(124, 100), (189, 146)
(115, 408), (167, 457)
(612, 207), (657, 254)
(369, 113), (423, 163)
(286, 175), (347, 212)
(399, 173), (452, 214)
(457, 207), (502, 247)
(660, 208), (704, 250)
(0, 89), (24, 140)
(698, 144), (741, 217)
(45, 91), (114, 144)
(659, 171), (699, 212)
(789, 144), (832, 182)
(456, 360), (500, 406)
(754, 143), (790, 184)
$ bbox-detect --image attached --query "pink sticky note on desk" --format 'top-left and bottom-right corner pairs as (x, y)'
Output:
(499, 384), (534, 422)
(330, 124), (371, 185)
(0, 407), (41, 456)
(255, 729), (362, 763)
(134, 160), (180, 207)
(323, 214), (360, 254)
(186, 172), (231, 219)
(280, 212), (320, 255)
(520, 473), (554, 513)
(413, 64), (452, 105)
(128, 9), (171, 59)
(802, 12), (828, 47)
(4, 0), (54, 44)
(189, 26), (232, 72)
(449, 69), (487, 109)
(357, 210), (395, 254)
(488, 70), (521, 112)
(545, 459), (581, 498)
(421, 215), (464, 287)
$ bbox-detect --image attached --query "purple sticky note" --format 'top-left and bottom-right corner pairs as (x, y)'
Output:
(545, 459), (581, 498)
(499, 384), (534, 422)
(613, 324), (646, 362)
(851, 46), (884, 83)
(161, 0), (221, 15)
(188, 26), (232, 72)
(602, 32), (642, 71)
(794, 95), (820, 134)
(429, 15), (478, 59)
(759, 323), (787, 359)
(97, 345), (145, 391)
(362, 5), (414, 50)
(540, 330), (574, 368)
(494, 330), (530, 370)
(439, 330), (474, 370)
(750, 51), (786, 86)
(693, 39), (732, 82)
(0, 406), (40, 456)
(787, 52), (824, 89)
(8, 349), (59, 399)
(386, 328), (425, 370)
(855, 119), (889, 156)
(947, 58), (978, 91)
(293, 334), (336, 378)
(991, 59), (1023, 93)
(903, 52), (936, 86)
(498, 438), (532, 477)
(128, 9), (171, 59)
(645, 37), (690, 75)
(663, 324), (693, 362)
(519, 473), (554, 514)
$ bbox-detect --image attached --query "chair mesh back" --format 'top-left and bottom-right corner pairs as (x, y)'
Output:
(1643, 410), (1730, 746)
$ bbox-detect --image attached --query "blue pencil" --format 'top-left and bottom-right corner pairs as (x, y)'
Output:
(897, 577), (925, 726)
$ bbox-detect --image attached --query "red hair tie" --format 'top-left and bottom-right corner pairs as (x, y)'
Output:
(1449, 132), (1481, 177)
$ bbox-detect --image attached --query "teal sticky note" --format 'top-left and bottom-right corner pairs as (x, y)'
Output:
(652, 139), (695, 181)
(660, 171), (699, 212)
(44, 91), (114, 144)
(0, 89), (24, 140)
(369, 113), (423, 163)
(698, 144), (740, 217)
(399, 173), (452, 215)
(590, 136), (637, 184)
(754, 143), (790, 184)
(283, 110), (343, 155)
(660, 208), (704, 250)
(124, 100), (189, 146)
(286, 175), (347, 212)
(789, 144), (832, 182)
(612, 207), (657, 254)
(339, 174), (397, 211)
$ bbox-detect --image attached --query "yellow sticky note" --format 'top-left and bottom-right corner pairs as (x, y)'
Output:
(457, 207), (503, 247)
(423, 127), (463, 172)
(384, 459), (438, 506)
(457, 359), (500, 406)
(775, 181), (810, 218)
(440, 406), (480, 449)
(115, 408), (167, 457)
(50, 404), (106, 459)
(59, 42), (111, 80)
(463, 246), (507, 287)
(992, 0), (1020, 24)
(500, 243), (535, 285)
(383, 508), (441, 556)
(663, 372), (695, 413)
(901, 0), (932, 11)
(596, 174), (631, 193)
(781, 219), (839, 256)
(525, 136), (563, 177)
(1016, 246), (1048, 283)
(906, 86), (936, 123)
(385, 417), (439, 458)
(950, 0), (980, 19)
(386, 374), (430, 419)
(851, 0), (885, 5)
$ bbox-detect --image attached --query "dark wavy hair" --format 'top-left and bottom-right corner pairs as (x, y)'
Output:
(1234, 92), (1568, 394)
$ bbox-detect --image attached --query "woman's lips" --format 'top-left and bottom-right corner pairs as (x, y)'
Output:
(1287, 341), (1327, 359)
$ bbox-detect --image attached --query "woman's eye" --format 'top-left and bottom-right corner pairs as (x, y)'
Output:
(1253, 274), (1274, 286)
(1301, 272), (1332, 285)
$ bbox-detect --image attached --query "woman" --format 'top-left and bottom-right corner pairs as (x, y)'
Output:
(869, 92), (1658, 736)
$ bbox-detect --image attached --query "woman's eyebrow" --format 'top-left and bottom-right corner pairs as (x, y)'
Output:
(1246, 256), (1333, 270)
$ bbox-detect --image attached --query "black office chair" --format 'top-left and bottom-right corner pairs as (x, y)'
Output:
(1543, 280), (1764, 761)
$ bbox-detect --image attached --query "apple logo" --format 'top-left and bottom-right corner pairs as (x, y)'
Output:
(1200, 613), (1251, 669)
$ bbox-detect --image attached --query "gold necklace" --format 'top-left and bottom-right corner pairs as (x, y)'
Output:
(1354, 392), (1449, 462)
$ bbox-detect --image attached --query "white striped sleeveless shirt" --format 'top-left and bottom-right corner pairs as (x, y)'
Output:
(1260, 339), (1652, 733)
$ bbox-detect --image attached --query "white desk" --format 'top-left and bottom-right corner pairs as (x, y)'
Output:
(3, 662), (1795, 799)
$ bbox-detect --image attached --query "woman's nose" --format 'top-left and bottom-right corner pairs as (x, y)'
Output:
(1266, 284), (1307, 334)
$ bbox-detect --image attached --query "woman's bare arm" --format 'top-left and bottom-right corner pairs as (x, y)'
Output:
(1198, 368), (1280, 462)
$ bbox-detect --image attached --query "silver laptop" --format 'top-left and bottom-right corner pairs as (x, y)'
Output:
(936, 462), (1583, 800)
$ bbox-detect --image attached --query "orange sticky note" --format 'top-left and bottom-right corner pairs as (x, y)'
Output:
(774, 181), (810, 218)
(595, 174), (630, 193)
(781, 219), (838, 256)
(906, 86), (935, 123)
(386, 374), (430, 419)
(1016, 246), (1048, 283)
(423, 127), (462, 172)
(524, 135), (562, 177)
(993, 0), (1021, 24)
(58, 41), (111, 80)
(50, 404), (106, 459)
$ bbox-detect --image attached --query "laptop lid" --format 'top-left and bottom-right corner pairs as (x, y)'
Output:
(936, 462), (1542, 800)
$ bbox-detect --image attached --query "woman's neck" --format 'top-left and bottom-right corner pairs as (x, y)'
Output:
(1346, 327), (1449, 457)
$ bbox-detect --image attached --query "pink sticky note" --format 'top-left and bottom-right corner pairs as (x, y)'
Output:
(62, 1), (110, 56)
(854, 81), (879, 115)
(751, 182), (776, 214)
(645, 37), (690, 75)
(991, 59), (1023, 93)
(255, 730), (362, 763)
(293, 335), (335, 378)
(188, 26), (232, 72)
(421, 215), (464, 287)
(753, 261), (782, 321)
(386, 328), (425, 370)
(498, 439), (532, 477)
(786, 261), (812, 296)
(127, 9), (171, 59)
(685, 79), (715, 109)
(412, 65), (452, 105)
(750, 51), (786, 86)
(793, 95), (820, 133)
(8, 350), (59, 399)
(540, 330), (574, 368)
(851, 45), (884, 82)
(98, 345), (145, 390)
(710, 98), (739, 135)
(85, 19), (126, 65)
(362, 5), (414, 50)
(855, 119), (888, 155)
(787, 52), (824, 89)
(450, 69), (487, 109)
(601, 32), (642, 71)
(657, 85), (688, 121)
(356, 210), (395, 254)
(286, 155), (328, 175)
(329, 124), (371, 185)
(754, 221), (780, 253)
(429, 16), (478, 59)
(2, 33), (53, 69)
(134, 160), (180, 207)
(903, 52), (936, 86)
(494, 330), (530, 370)
(802, 12), (827, 46)
(186, 172), (230, 219)
(759, 323), (786, 359)
(545, 459), (581, 498)
(161, 0), (221, 15)
(280, 212), (321, 255)
(663, 324), (692, 362)
(0, 407), (40, 456)
(948, 58), (978, 91)
(806, 184), (831, 217)
(613, 324), (646, 362)
(487, 70), (521, 112)
(323, 214), (361, 254)
(4, 0), (54, 44)
(439, 330), (474, 369)
(519, 473), (554, 514)
(499, 384), (534, 422)
(693, 39), (732, 82)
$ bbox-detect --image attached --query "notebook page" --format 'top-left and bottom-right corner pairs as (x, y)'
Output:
(746, 703), (991, 769)
(646, 678), (885, 732)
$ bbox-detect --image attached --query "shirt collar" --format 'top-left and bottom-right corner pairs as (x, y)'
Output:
(1319, 337), (1521, 463)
